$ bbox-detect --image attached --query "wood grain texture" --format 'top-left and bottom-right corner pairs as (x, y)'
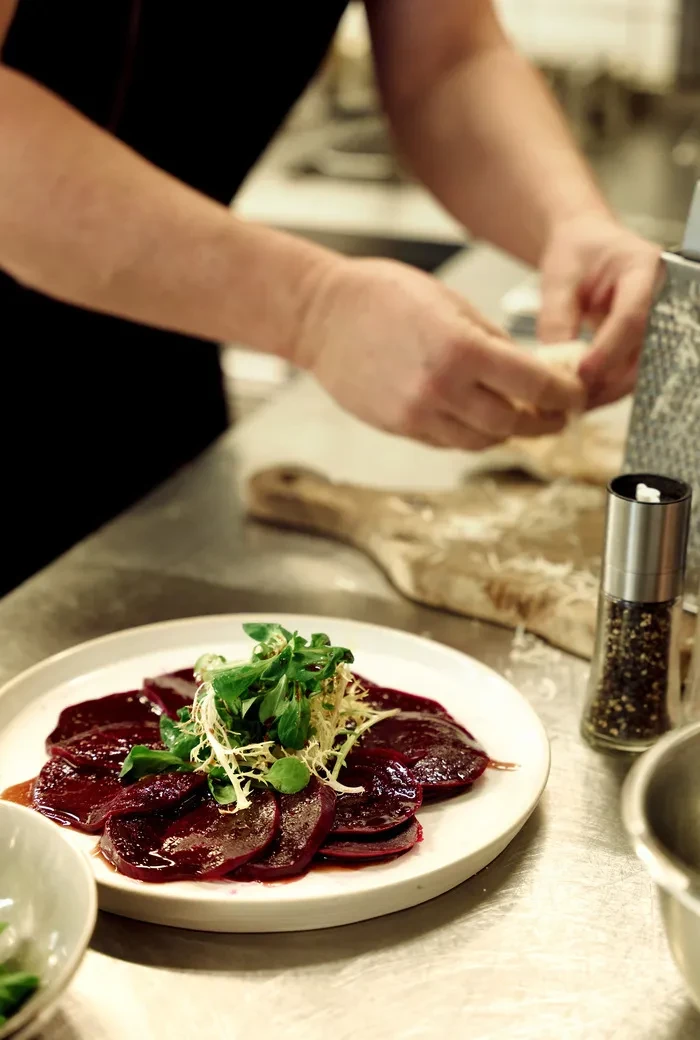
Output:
(248, 467), (606, 658)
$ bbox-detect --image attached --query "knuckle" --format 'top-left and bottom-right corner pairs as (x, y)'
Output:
(430, 339), (476, 398)
(437, 335), (474, 373)
(407, 376), (437, 414)
(470, 397), (513, 440)
(397, 396), (430, 439)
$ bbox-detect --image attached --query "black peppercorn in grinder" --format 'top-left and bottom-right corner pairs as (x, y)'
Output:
(581, 473), (692, 754)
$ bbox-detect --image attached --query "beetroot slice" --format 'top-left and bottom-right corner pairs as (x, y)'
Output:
(104, 771), (207, 821)
(100, 791), (279, 882)
(320, 818), (422, 861)
(142, 669), (197, 718)
(46, 690), (159, 748)
(411, 743), (488, 791)
(331, 752), (422, 835)
(33, 758), (123, 833)
(50, 721), (162, 772)
(361, 711), (483, 762)
(361, 711), (488, 794)
(236, 778), (336, 881)
(363, 686), (455, 720)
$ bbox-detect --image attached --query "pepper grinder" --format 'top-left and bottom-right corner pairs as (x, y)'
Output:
(581, 473), (692, 753)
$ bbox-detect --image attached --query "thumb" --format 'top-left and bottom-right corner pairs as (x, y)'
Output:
(537, 272), (582, 344)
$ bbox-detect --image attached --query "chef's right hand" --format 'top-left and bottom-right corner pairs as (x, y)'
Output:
(296, 257), (585, 451)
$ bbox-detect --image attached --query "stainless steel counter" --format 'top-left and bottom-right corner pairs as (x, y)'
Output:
(1, 246), (697, 1040)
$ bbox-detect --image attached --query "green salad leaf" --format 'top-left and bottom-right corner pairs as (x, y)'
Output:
(207, 776), (239, 806)
(119, 622), (398, 812)
(243, 622), (292, 643)
(276, 695), (311, 750)
(0, 970), (40, 1026)
(159, 715), (199, 761)
(266, 757), (310, 794)
(120, 745), (194, 782)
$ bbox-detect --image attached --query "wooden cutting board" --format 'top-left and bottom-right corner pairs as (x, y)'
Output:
(248, 466), (608, 658)
(248, 467), (697, 663)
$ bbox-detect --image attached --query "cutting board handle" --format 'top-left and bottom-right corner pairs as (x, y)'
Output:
(247, 466), (365, 539)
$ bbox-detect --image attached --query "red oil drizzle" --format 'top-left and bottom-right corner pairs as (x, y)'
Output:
(1, 778), (35, 807)
(487, 760), (519, 771)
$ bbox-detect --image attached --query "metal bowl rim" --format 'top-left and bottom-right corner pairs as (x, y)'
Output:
(621, 721), (700, 912)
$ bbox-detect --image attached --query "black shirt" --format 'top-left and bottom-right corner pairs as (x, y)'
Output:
(0, 1), (348, 593)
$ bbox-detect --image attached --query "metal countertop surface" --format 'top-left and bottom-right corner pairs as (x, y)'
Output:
(0, 246), (695, 1040)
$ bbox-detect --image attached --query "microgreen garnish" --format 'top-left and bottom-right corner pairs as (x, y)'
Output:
(0, 922), (39, 1027)
(120, 623), (397, 811)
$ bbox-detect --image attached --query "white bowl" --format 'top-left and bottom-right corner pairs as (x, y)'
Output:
(0, 802), (97, 1039)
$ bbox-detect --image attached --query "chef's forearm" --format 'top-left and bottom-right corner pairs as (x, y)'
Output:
(370, 0), (608, 265)
(0, 66), (337, 358)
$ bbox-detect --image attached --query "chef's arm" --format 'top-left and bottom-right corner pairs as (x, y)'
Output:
(366, 0), (609, 265)
(0, 63), (337, 358)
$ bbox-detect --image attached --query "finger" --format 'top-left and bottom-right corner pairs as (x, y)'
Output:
(422, 412), (502, 452)
(474, 335), (586, 413)
(444, 384), (567, 440)
(538, 272), (583, 344)
(511, 407), (568, 438)
(438, 283), (509, 340)
(579, 267), (657, 386)
(586, 358), (639, 409)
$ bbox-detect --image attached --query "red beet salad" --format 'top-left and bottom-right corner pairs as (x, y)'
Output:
(8, 623), (489, 883)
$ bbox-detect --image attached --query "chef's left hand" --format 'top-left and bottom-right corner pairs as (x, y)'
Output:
(537, 213), (661, 408)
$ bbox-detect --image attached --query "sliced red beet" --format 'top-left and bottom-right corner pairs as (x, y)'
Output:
(104, 771), (207, 821)
(236, 778), (336, 881)
(142, 668), (197, 718)
(100, 791), (279, 882)
(361, 711), (488, 794)
(320, 818), (422, 861)
(46, 690), (159, 748)
(411, 743), (488, 791)
(361, 711), (482, 762)
(33, 757), (123, 833)
(50, 720), (162, 772)
(363, 686), (455, 720)
(331, 751), (422, 835)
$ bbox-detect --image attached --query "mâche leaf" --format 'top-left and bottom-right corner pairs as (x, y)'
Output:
(159, 716), (199, 761)
(193, 653), (226, 679)
(266, 757), (310, 794)
(277, 695), (311, 750)
(150, 621), (390, 813)
(0, 971), (40, 1024)
(243, 622), (292, 643)
(258, 674), (288, 724)
(239, 696), (258, 718)
(211, 660), (268, 704)
(208, 776), (238, 806)
(120, 746), (195, 782)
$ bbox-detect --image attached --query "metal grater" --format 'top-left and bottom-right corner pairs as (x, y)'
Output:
(624, 182), (700, 606)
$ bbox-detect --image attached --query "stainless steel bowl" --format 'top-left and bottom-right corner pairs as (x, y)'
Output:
(622, 721), (700, 1009)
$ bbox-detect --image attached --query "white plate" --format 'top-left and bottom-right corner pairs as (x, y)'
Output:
(0, 614), (550, 933)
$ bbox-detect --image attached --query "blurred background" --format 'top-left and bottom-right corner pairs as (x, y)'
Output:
(225, 0), (700, 419)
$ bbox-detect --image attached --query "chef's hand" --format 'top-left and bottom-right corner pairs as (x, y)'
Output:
(537, 213), (661, 408)
(297, 258), (584, 451)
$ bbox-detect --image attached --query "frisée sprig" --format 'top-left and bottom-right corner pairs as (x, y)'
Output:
(120, 623), (398, 811)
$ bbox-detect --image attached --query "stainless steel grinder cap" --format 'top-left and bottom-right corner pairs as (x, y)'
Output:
(603, 473), (692, 603)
